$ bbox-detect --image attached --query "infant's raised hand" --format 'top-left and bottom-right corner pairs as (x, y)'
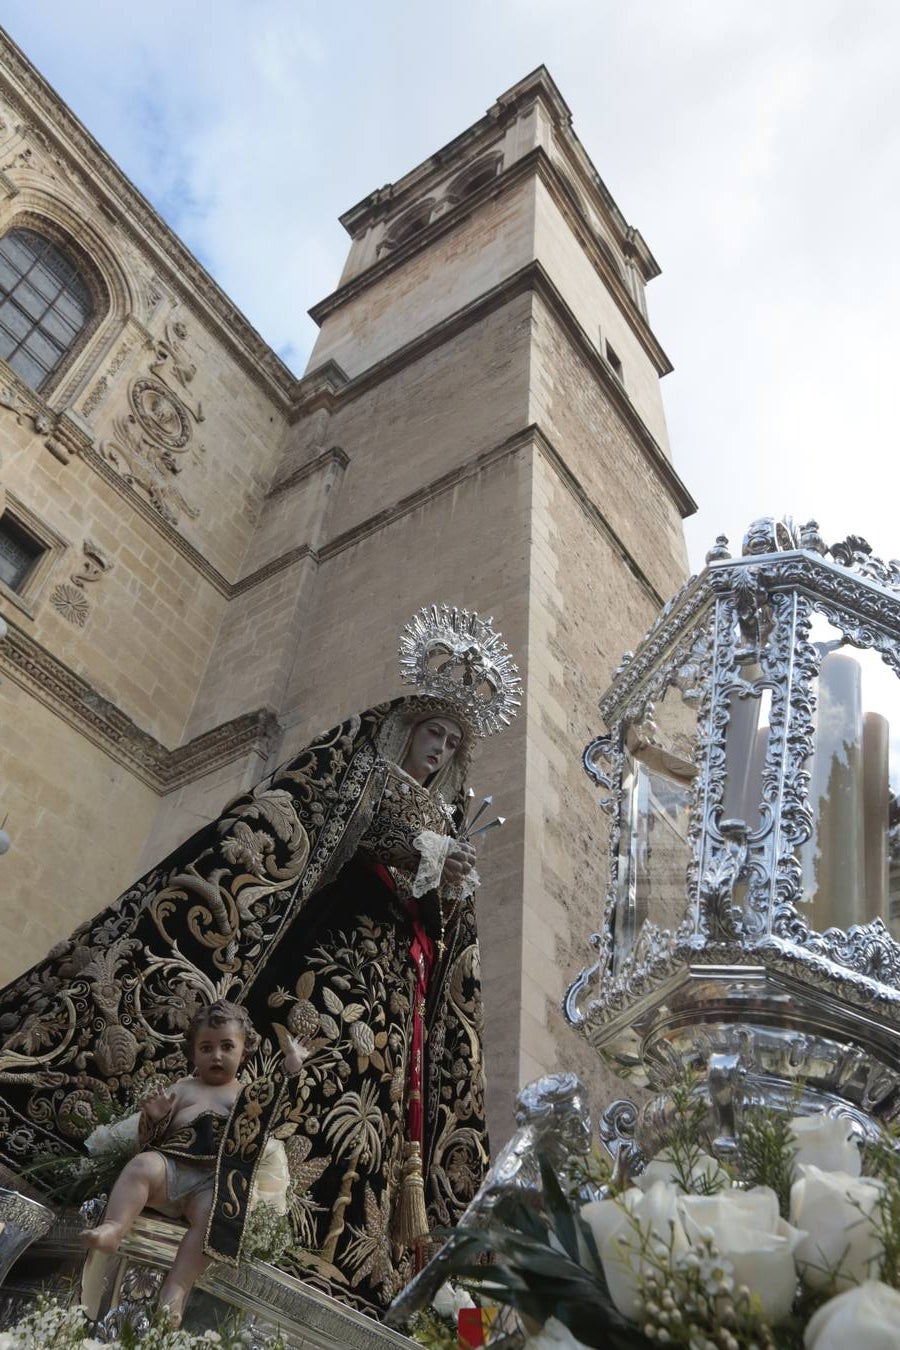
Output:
(141, 1089), (176, 1123)
(273, 1022), (310, 1075)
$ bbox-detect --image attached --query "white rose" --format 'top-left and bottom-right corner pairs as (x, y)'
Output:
(432, 1281), (476, 1320)
(678, 1185), (804, 1324)
(523, 1316), (592, 1349)
(248, 1137), (291, 1215)
(790, 1165), (883, 1290)
(635, 1147), (729, 1193)
(84, 1110), (140, 1156)
(581, 1180), (687, 1320)
(790, 1114), (862, 1178)
(804, 1280), (900, 1349)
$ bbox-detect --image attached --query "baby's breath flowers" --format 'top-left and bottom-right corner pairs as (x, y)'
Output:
(636, 1237), (776, 1350)
(0, 1295), (284, 1349)
(242, 1199), (293, 1263)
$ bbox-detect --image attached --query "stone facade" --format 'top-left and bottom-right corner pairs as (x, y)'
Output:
(0, 38), (694, 1134)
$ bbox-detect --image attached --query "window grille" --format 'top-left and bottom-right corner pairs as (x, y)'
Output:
(0, 512), (44, 592)
(0, 228), (92, 390)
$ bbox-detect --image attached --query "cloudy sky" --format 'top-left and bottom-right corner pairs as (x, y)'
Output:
(4, 1), (898, 569)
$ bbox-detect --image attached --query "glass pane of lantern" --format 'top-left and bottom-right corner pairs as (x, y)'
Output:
(797, 612), (900, 936)
(721, 661), (772, 833)
(614, 681), (697, 970)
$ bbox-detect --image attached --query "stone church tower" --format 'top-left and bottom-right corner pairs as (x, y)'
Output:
(0, 32), (693, 1130)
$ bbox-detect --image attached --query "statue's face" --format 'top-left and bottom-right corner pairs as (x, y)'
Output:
(403, 717), (463, 784)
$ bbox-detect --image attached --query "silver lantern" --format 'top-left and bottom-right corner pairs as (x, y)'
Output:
(566, 517), (900, 1154)
(0, 1188), (54, 1287)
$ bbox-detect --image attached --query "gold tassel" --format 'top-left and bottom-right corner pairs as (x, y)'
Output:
(393, 1140), (429, 1247)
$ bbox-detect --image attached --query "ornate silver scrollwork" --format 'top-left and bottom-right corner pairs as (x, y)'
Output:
(566, 516), (900, 1137)
(699, 821), (748, 941)
(598, 1098), (645, 1185)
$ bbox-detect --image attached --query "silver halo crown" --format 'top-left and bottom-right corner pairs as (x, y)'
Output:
(399, 603), (522, 737)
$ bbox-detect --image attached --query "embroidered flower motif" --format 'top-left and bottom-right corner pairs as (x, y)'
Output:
(220, 822), (275, 876)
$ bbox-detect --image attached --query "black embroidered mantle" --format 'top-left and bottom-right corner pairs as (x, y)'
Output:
(0, 698), (489, 1316)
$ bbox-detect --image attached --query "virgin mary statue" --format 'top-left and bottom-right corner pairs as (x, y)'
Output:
(0, 604), (521, 1318)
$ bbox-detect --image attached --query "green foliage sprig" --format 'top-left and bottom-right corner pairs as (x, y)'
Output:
(738, 1107), (798, 1219)
(407, 1308), (458, 1349)
(860, 1124), (900, 1288)
(566, 1145), (614, 1200)
(666, 1070), (728, 1196)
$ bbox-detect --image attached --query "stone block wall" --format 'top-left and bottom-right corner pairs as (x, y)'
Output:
(0, 57), (293, 976)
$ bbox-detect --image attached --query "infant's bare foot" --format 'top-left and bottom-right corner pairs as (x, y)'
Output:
(80, 1221), (124, 1253)
(159, 1288), (186, 1328)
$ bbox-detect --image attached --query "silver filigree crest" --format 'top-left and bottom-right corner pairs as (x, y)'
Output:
(398, 603), (522, 736)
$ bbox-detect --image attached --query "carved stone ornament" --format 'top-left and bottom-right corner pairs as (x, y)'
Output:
(0, 383), (52, 436)
(49, 581), (89, 626)
(565, 515), (900, 1137)
(129, 376), (191, 449)
(149, 314), (205, 423)
(49, 539), (114, 627)
(100, 382), (203, 526)
(81, 337), (140, 420)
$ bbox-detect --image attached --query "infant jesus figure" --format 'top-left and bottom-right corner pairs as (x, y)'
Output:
(80, 998), (306, 1325)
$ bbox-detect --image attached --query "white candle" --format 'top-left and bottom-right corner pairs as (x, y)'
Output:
(862, 711), (890, 923)
(721, 664), (762, 826)
(802, 651), (866, 931)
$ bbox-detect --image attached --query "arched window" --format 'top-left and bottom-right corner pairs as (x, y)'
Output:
(0, 227), (93, 391)
(383, 200), (435, 251)
(446, 154), (502, 204)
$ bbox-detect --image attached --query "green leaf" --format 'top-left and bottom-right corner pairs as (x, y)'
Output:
(538, 1150), (580, 1263)
(443, 1221), (651, 1350)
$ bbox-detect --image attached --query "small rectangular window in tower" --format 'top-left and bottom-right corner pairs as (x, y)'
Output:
(605, 341), (624, 385)
(0, 512), (45, 593)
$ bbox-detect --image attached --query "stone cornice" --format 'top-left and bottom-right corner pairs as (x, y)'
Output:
(178, 421), (674, 611)
(529, 263), (692, 515)
(531, 425), (669, 609)
(341, 65), (620, 248)
(290, 361), (350, 419)
(232, 542), (316, 595)
(0, 423), (670, 790)
(533, 150), (672, 375)
(307, 259), (694, 519)
(310, 146), (672, 379)
(0, 614), (280, 791)
(0, 28), (298, 410)
(267, 445), (350, 500)
(315, 422), (671, 611)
